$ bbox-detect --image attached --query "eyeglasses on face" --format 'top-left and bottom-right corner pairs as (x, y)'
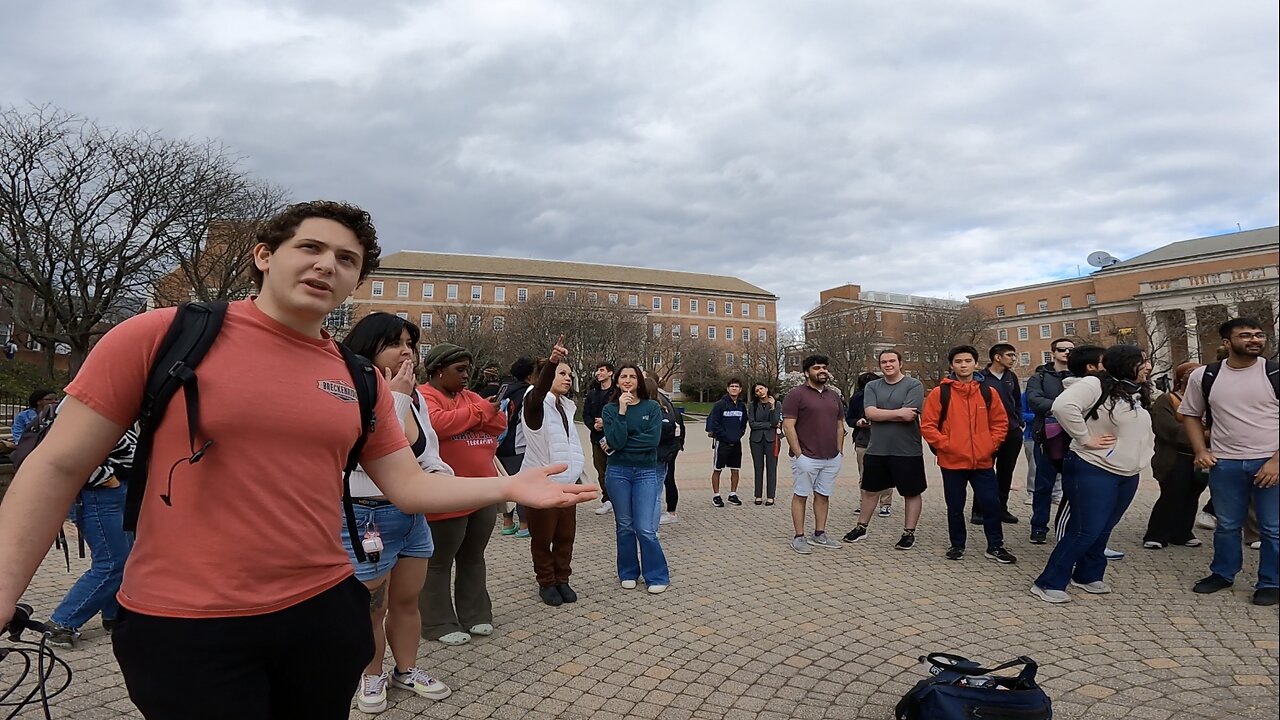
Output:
(1052, 346), (1073, 353)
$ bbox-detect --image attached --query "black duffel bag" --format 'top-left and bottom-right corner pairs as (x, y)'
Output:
(895, 652), (1052, 720)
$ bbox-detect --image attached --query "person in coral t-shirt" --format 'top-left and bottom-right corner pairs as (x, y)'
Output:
(416, 342), (507, 646)
(0, 202), (595, 720)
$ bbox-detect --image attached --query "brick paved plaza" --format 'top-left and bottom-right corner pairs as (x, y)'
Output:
(12, 430), (1279, 719)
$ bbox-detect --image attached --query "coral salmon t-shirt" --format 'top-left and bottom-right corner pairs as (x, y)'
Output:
(65, 299), (408, 618)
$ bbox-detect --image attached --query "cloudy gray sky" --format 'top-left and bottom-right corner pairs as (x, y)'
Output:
(5, 0), (1277, 326)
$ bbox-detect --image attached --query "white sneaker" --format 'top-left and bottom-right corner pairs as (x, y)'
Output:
(595, 500), (613, 515)
(391, 666), (452, 701)
(438, 631), (471, 646)
(647, 584), (668, 594)
(659, 512), (677, 525)
(1023, 494), (1034, 506)
(357, 673), (388, 714)
(1195, 512), (1216, 530)
(1070, 579), (1112, 594)
(1251, 541), (1262, 550)
(1143, 541), (1164, 549)
(621, 579), (637, 589)
(1183, 538), (1203, 547)
(1029, 584), (1070, 604)
(1103, 547), (1124, 560)
(877, 505), (892, 517)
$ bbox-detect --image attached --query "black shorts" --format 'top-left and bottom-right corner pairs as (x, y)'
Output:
(861, 454), (928, 497)
(714, 441), (743, 470)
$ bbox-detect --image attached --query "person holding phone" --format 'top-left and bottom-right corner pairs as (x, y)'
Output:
(602, 365), (668, 593)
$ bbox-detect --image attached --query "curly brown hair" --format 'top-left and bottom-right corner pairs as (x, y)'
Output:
(249, 200), (382, 287)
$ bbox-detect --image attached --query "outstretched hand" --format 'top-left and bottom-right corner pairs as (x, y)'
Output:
(550, 334), (569, 364)
(505, 464), (599, 508)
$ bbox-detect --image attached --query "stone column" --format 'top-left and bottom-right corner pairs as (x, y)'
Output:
(1224, 301), (1240, 320)
(1182, 305), (1200, 363)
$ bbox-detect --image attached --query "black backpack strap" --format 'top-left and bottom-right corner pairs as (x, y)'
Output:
(922, 653), (1039, 685)
(937, 384), (952, 428)
(1267, 359), (1279, 398)
(125, 301), (228, 532)
(1200, 361), (1222, 428)
(338, 344), (379, 563)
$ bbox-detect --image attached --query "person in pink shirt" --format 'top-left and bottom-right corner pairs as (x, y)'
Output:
(417, 343), (508, 646)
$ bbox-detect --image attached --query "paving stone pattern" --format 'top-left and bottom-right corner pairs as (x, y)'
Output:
(12, 429), (1278, 719)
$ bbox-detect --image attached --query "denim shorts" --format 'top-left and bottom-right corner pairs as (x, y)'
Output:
(339, 503), (434, 582)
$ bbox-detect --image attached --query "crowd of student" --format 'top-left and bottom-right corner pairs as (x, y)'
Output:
(0, 199), (1275, 720)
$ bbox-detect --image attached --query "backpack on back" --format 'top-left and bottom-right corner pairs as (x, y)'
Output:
(124, 301), (379, 562)
(10, 405), (59, 470)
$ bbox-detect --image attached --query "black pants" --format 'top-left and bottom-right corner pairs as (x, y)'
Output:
(591, 442), (610, 503)
(984, 434), (1022, 515)
(750, 439), (778, 500)
(662, 459), (679, 512)
(1144, 455), (1208, 545)
(112, 577), (372, 720)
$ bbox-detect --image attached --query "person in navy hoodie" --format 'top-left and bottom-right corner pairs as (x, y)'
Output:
(707, 378), (748, 507)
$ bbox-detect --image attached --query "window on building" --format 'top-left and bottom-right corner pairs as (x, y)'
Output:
(652, 352), (662, 367)
(445, 314), (457, 329)
(708, 301), (717, 314)
(742, 354), (752, 368)
(757, 328), (766, 342)
(1063, 321), (1076, 336)
(997, 328), (1008, 342)
(493, 316), (505, 331)
(397, 282), (409, 298)
(725, 353), (735, 366)
(608, 293), (618, 304)
(371, 281), (384, 297)
(1015, 303), (1026, 315)
(469, 315), (481, 330)
(567, 290), (577, 301)
(446, 284), (458, 300)
(628, 294), (638, 307)
(1088, 319), (1101, 334)
(875, 310), (883, 322)
(690, 299), (699, 313)
(1018, 326), (1030, 341)
(544, 289), (555, 300)
(652, 323), (662, 338)
(690, 325), (699, 338)
(420, 313), (432, 329)
(708, 326), (717, 340)
(671, 324), (681, 338)
(418, 344), (432, 363)
(517, 288), (528, 303)
(672, 378), (682, 394)
(470, 285), (482, 301)
(1020, 352), (1032, 366)
(395, 312), (408, 320)
(740, 303), (748, 317)
(422, 283), (434, 299)
(1039, 324), (1051, 338)
(1042, 351), (1052, 365)
(996, 305), (1006, 317)
(1038, 299), (1048, 312)
(1086, 293), (1097, 305)
(741, 329), (749, 344)
(672, 298), (681, 312)
(726, 327), (734, 341)
(653, 296), (662, 310)
(494, 286), (506, 302)
(588, 291), (598, 303)
(1061, 296), (1072, 309)
(757, 304), (766, 318)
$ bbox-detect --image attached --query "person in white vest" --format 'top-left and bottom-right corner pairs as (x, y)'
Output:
(521, 337), (587, 606)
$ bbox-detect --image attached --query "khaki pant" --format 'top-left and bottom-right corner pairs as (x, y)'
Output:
(855, 446), (892, 506)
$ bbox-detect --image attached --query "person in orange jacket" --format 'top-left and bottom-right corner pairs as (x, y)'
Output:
(921, 345), (1017, 565)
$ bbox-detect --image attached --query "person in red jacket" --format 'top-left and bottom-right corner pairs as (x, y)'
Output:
(921, 345), (1017, 564)
(417, 343), (509, 646)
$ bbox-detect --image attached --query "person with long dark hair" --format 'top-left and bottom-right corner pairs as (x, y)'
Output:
(1142, 362), (1207, 550)
(340, 313), (453, 712)
(602, 364), (668, 593)
(748, 382), (781, 505)
(1030, 345), (1154, 603)
(845, 372), (886, 515)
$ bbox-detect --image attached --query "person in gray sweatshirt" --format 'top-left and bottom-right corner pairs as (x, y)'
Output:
(1030, 345), (1154, 603)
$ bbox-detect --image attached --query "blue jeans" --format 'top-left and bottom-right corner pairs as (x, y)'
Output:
(605, 464), (669, 586)
(52, 484), (134, 630)
(1035, 453), (1138, 590)
(941, 468), (1004, 551)
(1030, 443), (1063, 534)
(1207, 458), (1279, 589)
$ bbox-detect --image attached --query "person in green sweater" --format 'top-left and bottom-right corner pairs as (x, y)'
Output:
(601, 364), (669, 593)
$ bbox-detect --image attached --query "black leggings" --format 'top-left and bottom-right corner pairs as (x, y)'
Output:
(663, 459), (678, 512)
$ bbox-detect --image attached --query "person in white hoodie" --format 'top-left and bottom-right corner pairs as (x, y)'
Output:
(521, 337), (587, 607)
(1030, 344), (1154, 604)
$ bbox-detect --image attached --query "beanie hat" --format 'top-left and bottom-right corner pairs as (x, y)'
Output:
(422, 343), (472, 374)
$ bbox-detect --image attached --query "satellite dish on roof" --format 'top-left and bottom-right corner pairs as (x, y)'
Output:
(1086, 251), (1119, 268)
